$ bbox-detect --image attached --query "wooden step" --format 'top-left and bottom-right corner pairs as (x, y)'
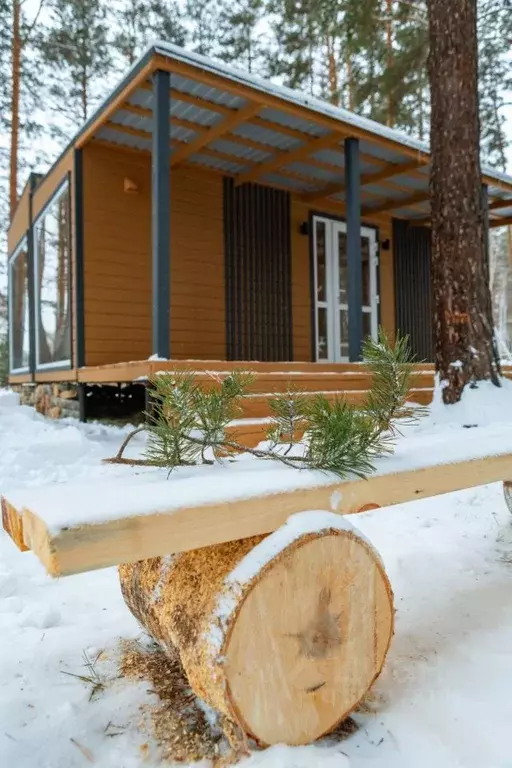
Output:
(239, 387), (433, 418)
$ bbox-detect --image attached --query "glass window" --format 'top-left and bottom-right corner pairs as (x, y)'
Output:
(315, 220), (327, 302)
(34, 182), (71, 368)
(9, 240), (30, 371)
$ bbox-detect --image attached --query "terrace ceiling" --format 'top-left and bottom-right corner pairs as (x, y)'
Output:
(83, 42), (512, 228)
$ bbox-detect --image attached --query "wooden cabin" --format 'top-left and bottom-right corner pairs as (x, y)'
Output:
(7, 42), (512, 422)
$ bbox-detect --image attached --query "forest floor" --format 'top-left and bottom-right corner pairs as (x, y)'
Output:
(1, 383), (512, 768)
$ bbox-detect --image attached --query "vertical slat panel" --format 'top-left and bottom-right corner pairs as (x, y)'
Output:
(224, 181), (292, 361)
(393, 219), (433, 361)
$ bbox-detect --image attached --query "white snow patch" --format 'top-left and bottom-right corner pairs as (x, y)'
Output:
(3, 385), (512, 765)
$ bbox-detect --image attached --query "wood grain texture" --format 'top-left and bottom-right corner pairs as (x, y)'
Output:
(82, 143), (225, 365)
(4, 452), (512, 575)
(119, 527), (393, 746)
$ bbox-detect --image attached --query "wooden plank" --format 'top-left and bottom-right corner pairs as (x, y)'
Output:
(5, 452), (512, 577)
(1, 497), (29, 552)
(170, 102), (262, 167)
(490, 216), (512, 228)
(362, 190), (430, 216)
(235, 132), (345, 186)
(303, 160), (423, 204)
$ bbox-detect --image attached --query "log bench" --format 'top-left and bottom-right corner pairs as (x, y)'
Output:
(2, 451), (512, 747)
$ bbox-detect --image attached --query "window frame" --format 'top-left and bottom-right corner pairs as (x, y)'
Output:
(8, 235), (30, 375)
(33, 177), (72, 371)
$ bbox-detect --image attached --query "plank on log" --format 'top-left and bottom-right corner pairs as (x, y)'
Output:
(2, 451), (512, 577)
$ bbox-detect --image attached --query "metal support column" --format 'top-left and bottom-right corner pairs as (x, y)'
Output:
(344, 137), (363, 361)
(152, 69), (171, 359)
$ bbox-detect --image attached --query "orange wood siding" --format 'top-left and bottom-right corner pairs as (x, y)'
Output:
(169, 167), (225, 359)
(290, 201), (395, 361)
(82, 144), (225, 366)
(8, 182), (30, 254)
(83, 143), (152, 366)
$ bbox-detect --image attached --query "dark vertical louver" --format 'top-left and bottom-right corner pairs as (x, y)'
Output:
(224, 178), (293, 361)
(393, 219), (433, 362)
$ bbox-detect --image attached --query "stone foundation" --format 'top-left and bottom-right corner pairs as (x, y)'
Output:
(12, 383), (80, 419)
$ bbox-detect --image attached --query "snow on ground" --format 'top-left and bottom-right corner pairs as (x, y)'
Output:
(1, 383), (512, 767)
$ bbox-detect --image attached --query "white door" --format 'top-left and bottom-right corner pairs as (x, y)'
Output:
(313, 216), (379, 362)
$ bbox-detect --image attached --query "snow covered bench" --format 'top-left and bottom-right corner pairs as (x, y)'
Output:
(2, 448), (512, 747)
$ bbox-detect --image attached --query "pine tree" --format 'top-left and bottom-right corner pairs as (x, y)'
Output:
(218, 0), (265, 73)
(428, 0), (500, 403)
(185, 0), (222, 57)
(113, 0), (186, 67)
(38, 0), (113, 138)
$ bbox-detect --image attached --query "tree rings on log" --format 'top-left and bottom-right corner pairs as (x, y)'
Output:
(119, 511), (394, 746)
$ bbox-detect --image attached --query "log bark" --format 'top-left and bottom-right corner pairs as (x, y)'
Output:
(428, 0), (500, 404)
(119, 513), (394, 746)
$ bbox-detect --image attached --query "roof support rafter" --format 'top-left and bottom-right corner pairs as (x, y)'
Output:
(303, 159), (424, 204)
(170, 102), (262, 167)
(234, 132), (345, 186)
(490, 216), (512, 228)
(489, 197), (512, 211)
(362, 190), (430, 216)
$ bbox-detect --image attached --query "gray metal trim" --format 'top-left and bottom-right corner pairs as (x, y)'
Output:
(152, 70), (171, 359)
(74, 149), (85, 368)
(345, 138), (363, 361)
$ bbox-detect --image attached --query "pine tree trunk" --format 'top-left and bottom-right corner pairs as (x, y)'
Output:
(10, 0), (21, 218)
(428, 0), (499, 404)
(386, 0), (394, 127)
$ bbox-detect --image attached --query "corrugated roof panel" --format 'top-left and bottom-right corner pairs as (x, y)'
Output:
(493, 206), (512, 218)
(232, 122), (300, 151)
(286, 162), (340, 182)
(259, 107), (329, 138)
(130, 87), (153, 111)
(171, 73), (247, 110)
(209, 137), (271, 163)
(312, 148), (345, 167)
(110, 109), (150, 133)
(262, 173), (316, 192)
(171, 100), (222, 127)
(359, 140), (408, 165)
(389, 173), (428, 191)
(188, 153), (246, 175)
(96, 125), (150, 151)
(170, 125), (198, 143)
(364, 184), (408, 199)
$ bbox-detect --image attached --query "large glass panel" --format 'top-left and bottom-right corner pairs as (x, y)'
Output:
(338, 231), (348, 303)
(315, 220), (327, 302)
(35, 183), (71, 367)
(339, 308), (349, 359)
(9, 241), (29, 371)
(317, 307), (328, 360)
(361, 236), (371, 306)
(362, 310), (372, 341)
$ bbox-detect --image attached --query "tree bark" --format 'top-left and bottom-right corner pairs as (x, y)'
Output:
(10, 0), (21, 218)
(428, 0), (499, 404)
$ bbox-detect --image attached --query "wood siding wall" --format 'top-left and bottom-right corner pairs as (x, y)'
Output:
(82, 143), (225, 366)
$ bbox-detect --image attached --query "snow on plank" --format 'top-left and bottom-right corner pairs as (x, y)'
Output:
(2, 450), (512, 578)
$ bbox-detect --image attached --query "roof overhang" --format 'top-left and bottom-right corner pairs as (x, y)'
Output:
(42, 42), (512, 227)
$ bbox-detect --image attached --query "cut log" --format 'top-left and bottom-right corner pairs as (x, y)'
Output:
(119, 511), (394, 746)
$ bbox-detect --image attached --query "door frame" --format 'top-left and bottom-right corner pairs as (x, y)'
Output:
(309, 211), (380, 363)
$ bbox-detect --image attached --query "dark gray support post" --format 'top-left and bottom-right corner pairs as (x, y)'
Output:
(344, 137), (363, 362)
(74, 149), (85, 368)
(152, 69), (171, 359)
(27, 173), (37, 377)
(482, 183), (490, 271)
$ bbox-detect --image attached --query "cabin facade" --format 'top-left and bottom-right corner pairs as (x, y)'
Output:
(7, 43), (512, 420)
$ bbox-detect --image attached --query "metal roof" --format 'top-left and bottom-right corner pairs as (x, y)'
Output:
(35, 41), (512, 228)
